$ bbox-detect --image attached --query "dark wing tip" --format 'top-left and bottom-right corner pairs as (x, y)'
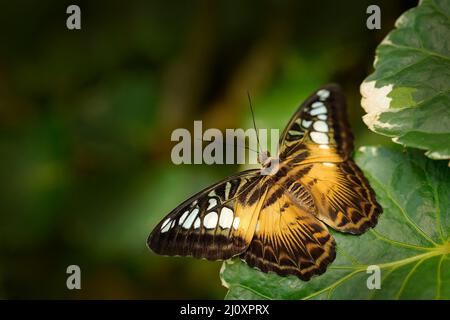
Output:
(349, 202), (383, 235)
(146, 225), (162, 253)
(146, 230), (156, 251)
(321, 83), (342, 92)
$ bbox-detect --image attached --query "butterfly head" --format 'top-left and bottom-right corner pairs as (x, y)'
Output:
(258, 150), (276, 168)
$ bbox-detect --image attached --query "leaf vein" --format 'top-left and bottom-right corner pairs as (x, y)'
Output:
(370, 229), (432, 251)
(364, 170), (439, 246)
(395, 258), (424, 299)
(383, 43), (450, 62)
(436, 255), (445, 300)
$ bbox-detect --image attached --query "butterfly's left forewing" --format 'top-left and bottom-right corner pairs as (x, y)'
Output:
(147, 170), (268, 260)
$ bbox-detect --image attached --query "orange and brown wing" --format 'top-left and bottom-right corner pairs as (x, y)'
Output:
(242, 190), (336, 280)
(277, 84), (382, 235)
(148, 169), (268, 260)
(279, 83), (353, 160)
(291, 160), (382, 234)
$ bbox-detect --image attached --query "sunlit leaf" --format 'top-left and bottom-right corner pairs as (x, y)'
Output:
(360, 0), (450, 160)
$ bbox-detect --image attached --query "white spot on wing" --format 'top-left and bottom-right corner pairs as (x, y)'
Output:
(204, 212), (218, 229)
(207, 198), (217, 210)
(310, 106), (327, 116)
(182, 208), (199, 229)
(318, 114), (327, 120)
(219, 207), (234, 229)
(232, 217), (240, 230)
(311, 101), (325, 108)
(160, 224), (171, 233)
(302, 120), (312, 128)
(160, 218), (172, 233)
(208, 190), (216, 197)
(194, 217), (201, 229)
(310, 131), (329, 144)
(161, 218), (171, 229)
(178, 211), (189, 225)
(225, 182), (231, 199)
(317, 89), (330, 100)
(323, 162), (335, 167)
(313, 120), (328, 132)
(288, 130), (303, 136)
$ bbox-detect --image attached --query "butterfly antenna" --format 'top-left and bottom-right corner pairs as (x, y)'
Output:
(247, 91), (261, 155)
(195, 138), (258, 154)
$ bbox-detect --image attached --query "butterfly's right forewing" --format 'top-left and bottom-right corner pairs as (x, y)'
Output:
(277, 84), (382, 235)
(147, 170), (267, 260)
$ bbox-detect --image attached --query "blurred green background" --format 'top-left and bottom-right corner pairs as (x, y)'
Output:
(0, 0), (414, 299)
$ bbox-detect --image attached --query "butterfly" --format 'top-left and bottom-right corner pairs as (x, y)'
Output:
(147, 84), (382, 281)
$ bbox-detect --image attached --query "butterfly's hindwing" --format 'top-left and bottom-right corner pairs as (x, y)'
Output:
(242, 191), (336, 280)
(147, 170), (268, 260)
(297, 160), (382, 234)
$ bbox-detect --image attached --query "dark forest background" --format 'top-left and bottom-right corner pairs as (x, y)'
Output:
(0, 0), (414, 298)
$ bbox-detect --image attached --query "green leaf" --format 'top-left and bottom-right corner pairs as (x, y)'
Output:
(360, 0), (450, 161)
(220, 147), (450, 300)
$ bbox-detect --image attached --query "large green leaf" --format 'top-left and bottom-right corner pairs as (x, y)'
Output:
(360, 0), (450, 160)
(220, 147), (450, 299)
